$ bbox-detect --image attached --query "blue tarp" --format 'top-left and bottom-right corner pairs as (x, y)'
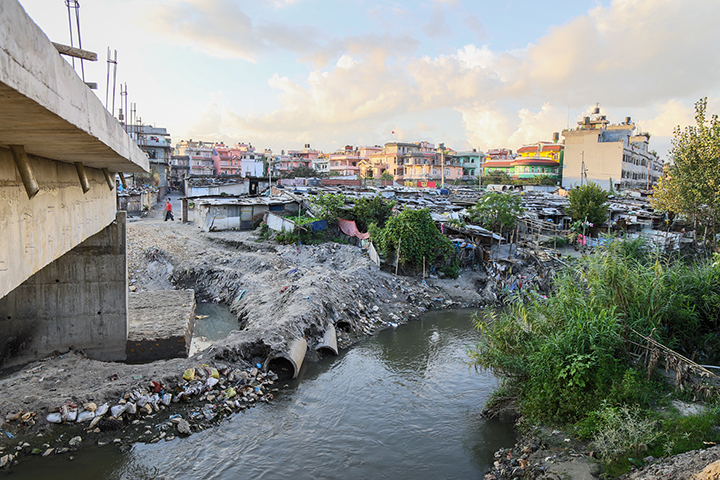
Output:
(308, 219), (328, 233)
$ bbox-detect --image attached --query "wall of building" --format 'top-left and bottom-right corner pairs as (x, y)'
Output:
(0, 148), (116, 299)
(0, 212), (128, 368)
(562, 131), (624, 190)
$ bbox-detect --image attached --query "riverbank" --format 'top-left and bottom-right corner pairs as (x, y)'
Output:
(0, 209), (497, 468)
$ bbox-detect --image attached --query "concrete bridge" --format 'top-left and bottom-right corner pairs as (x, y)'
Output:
(0, 0), (148, 367)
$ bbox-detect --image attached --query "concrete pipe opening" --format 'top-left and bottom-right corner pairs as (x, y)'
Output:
(336, 320), (352, 332)
(266, 356), (296, 380)
(264, 337), (307, 380)
(315, 324), (338, 357)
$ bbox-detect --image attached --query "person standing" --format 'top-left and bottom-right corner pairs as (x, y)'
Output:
(165, 199), (174, 221)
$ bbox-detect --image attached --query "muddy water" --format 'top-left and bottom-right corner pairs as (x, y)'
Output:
(3, 309), (515, 479)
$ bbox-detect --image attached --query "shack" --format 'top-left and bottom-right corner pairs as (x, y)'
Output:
(187, 194), (299, 231)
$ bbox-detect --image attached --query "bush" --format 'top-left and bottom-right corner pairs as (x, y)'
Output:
(309, 193), (347, 224)
(567, 182), (609, 226)
(350, 195), (395, 232)
(470, 237), (720, 422)
(371, 208), (453, 273)
(466, 192), (524, 238)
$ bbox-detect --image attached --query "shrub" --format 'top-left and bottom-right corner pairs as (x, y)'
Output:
(371, 208), (453, 273)
(567, 182), (609, 226)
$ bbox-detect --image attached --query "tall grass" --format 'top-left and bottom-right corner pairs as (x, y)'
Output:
(470, 237), (720, 423)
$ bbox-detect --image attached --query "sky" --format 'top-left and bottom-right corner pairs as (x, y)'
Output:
(16, 0), (720, 159)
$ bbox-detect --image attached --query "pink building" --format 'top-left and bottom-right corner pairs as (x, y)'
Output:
(213, 142), (265, 177)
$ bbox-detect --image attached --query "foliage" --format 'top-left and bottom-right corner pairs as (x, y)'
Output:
(566, 182), (609, 226)
(469, 237), (720, 424)
(442, 257), (460, 279)
(282, 166), (323, 179)
(380, 171), (394, 181)
(591, 404), (661, 462)
(370, 208), (453, 272)
(482, 170), (513, 185)
(541, 236), (569, 248)
(466, 192), (524, 237)
(651, 97), (720, 237)
(275, 226), (327, 245)
(349, 195), (395, 232)
(309, 193), (347, 224)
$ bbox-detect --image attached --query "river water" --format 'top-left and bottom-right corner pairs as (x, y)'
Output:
(4, 309), (515, 480)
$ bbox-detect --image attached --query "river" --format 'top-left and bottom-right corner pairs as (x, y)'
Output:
(3, 309), (515, 479)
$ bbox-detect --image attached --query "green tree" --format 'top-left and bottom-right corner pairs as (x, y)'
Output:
(309, 193), (347, 224)
(651, 97), (720, 239)
(567, 182), (609, 226)
(466, 192), (524, 237)
(380, 171), (394, 181)
(350, 195), (395, 232)
(283, 166), (322, 178)
(370, 208), (453, 272)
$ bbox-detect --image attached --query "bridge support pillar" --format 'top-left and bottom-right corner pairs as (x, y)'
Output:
(0, 212), (128, 367)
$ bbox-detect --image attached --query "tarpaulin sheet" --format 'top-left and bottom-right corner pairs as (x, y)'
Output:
(308, 219), (328, 233)
(337, 218), (369, 240)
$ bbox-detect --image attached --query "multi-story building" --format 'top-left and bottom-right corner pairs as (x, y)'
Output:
(213, 142), (264, 177)
(312, 154), (330, 175)
(169, 154), (190, 186)
(562, 107), (663, 191)
(454, 149), (484, 179)
(271, 152), (311, 176)
(129, 125), (173, 195)
(513, 141), (563, 182)
(177, 139), (214, 176)
(328, 145), (363, 177)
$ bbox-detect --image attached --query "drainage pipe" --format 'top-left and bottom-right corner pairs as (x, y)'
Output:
(315, 324), (338, 356)
(264, 336), (307, 379)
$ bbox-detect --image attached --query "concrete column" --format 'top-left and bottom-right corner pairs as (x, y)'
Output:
(0, 212), (128, 367)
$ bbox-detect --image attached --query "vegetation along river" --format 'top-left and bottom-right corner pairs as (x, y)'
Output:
(3, 309), (516, 479)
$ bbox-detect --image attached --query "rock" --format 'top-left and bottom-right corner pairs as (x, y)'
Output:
(46, 413), (62, 423)
(76, 411), (95, 423)
(697, 460), (720, 480)
(42, 448), (54, 457)
(176, 419), (191, 436)
(69, 436), (82, 447)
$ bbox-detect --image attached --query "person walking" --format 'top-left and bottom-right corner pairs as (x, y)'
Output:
(164, 199), (174, 221)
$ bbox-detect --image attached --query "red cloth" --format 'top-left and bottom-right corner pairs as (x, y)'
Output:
(166, 202), (172, 211)
(337, 218), (369, 240)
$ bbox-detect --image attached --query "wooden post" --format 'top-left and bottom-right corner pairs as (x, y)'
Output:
(396, 238), (401, 275)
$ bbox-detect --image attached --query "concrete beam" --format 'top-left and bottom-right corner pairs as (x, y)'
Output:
(0, 148), (117, 299)
(0, 0), (148, 174)
(8, 145), (39, 199)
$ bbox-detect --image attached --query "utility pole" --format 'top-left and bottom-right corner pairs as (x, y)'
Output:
(440, 148), (445, 189)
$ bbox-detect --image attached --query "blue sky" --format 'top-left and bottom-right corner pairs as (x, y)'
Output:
(17, 0), (720, 158)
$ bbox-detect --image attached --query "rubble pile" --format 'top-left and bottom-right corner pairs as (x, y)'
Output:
(0, 362), (280, 467)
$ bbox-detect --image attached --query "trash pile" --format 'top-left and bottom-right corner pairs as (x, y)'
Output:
(30, 364), (280, 439)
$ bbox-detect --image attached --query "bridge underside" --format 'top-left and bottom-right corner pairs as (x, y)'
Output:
(0, 0), (149, 368)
